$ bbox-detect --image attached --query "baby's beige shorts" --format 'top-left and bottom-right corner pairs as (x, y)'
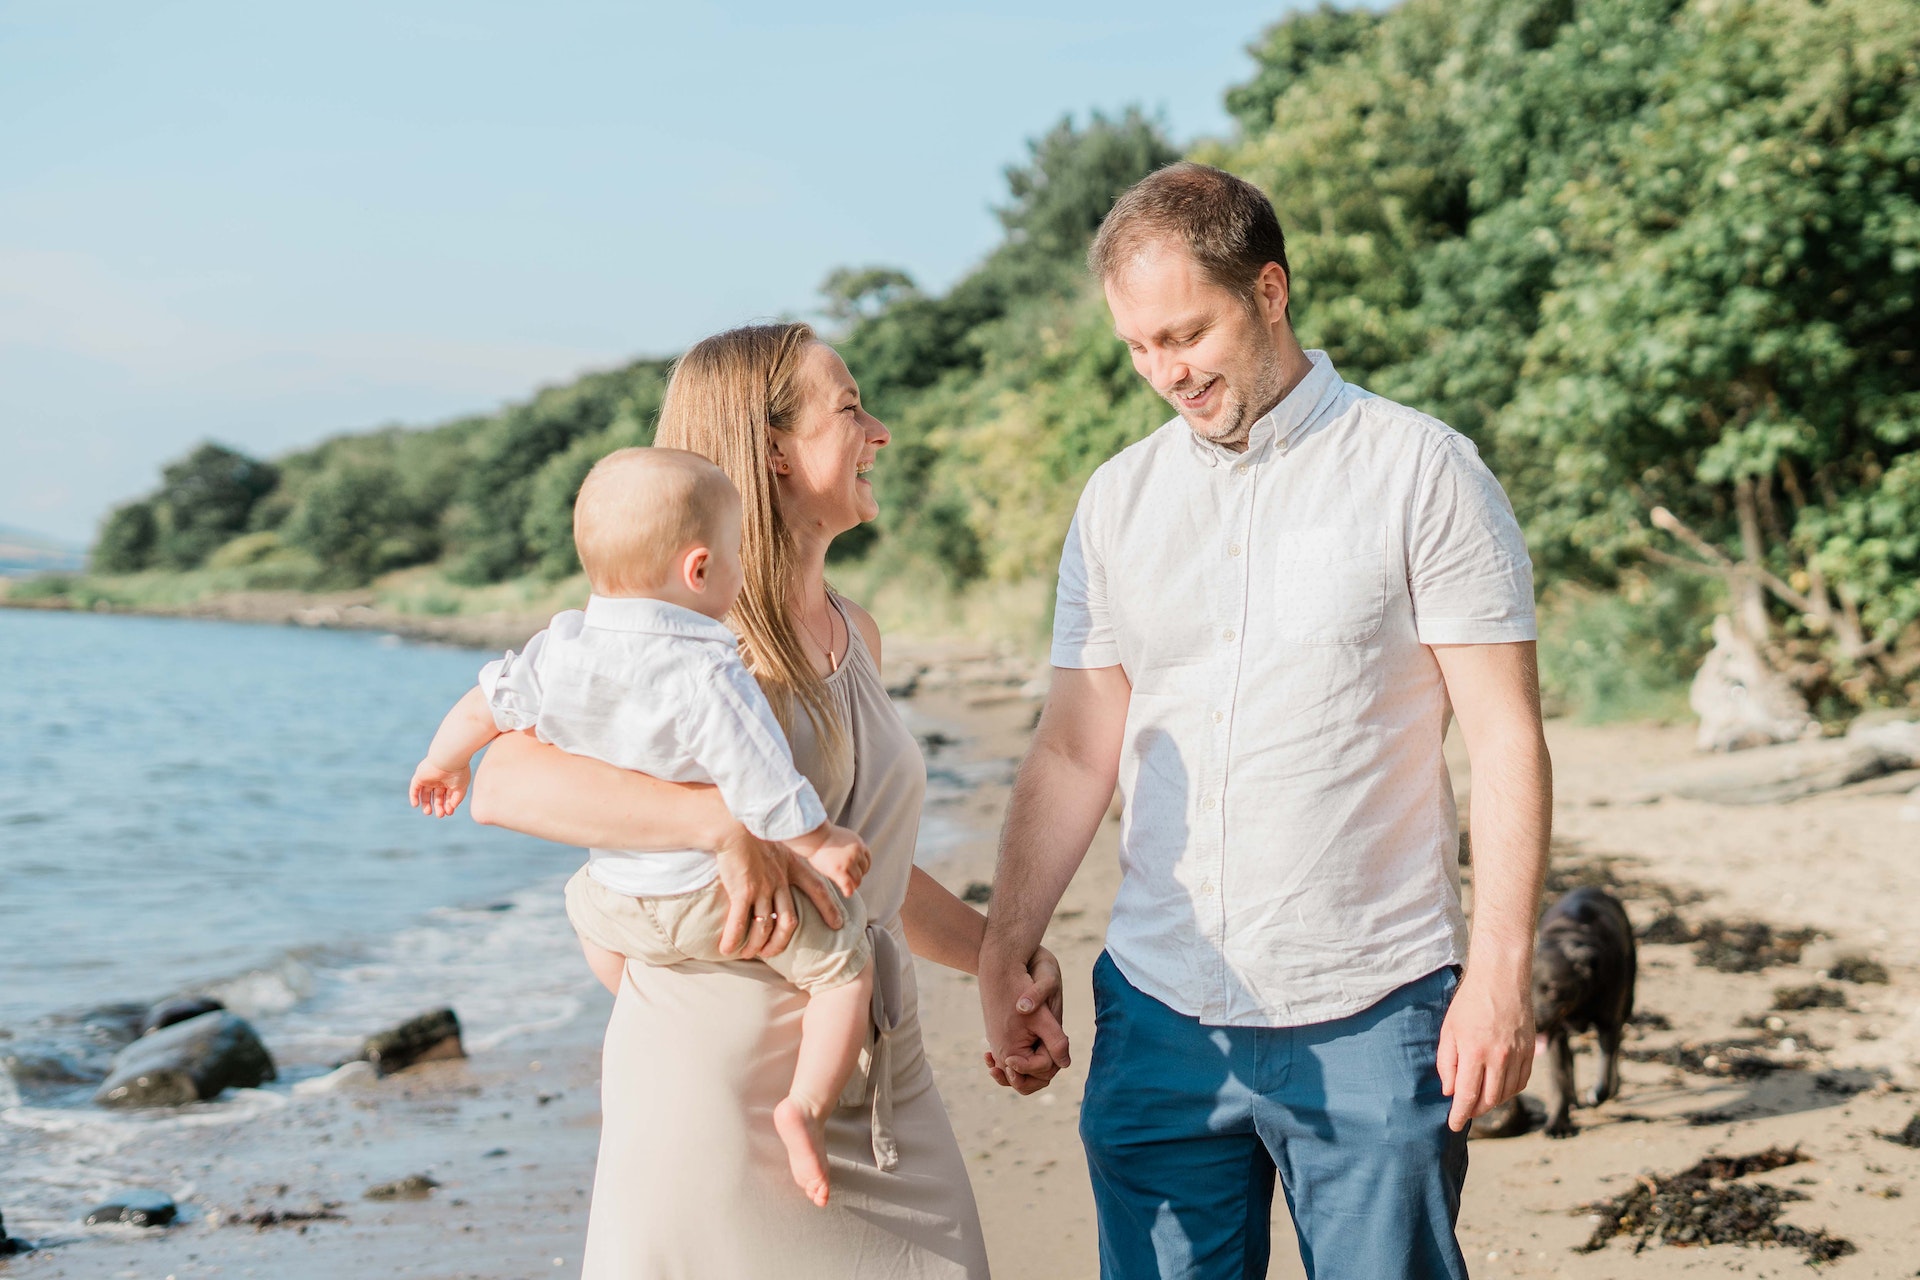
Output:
(564, 865), (870, 994)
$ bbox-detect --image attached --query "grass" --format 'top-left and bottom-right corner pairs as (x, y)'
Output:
(1535, 573), (1717, 724)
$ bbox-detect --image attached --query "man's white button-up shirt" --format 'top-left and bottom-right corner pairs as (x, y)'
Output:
(1052, 351), (1536, 1026)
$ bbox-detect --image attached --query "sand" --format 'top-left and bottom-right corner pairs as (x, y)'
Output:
(6, 668), (1918, 1278)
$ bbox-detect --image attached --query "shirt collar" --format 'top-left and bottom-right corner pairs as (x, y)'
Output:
(583, 594), (739, 646)
(1188, 349), (1344, 464)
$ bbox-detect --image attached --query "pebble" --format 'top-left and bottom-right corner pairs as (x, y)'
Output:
(84, 1189), (178, 1228)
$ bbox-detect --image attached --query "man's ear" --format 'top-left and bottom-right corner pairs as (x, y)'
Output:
(1255, 261), (1290, 326)
(680, 545), (711, 594)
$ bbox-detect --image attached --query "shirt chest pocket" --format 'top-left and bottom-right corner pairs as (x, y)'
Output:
(1272, 526), (1386, 645)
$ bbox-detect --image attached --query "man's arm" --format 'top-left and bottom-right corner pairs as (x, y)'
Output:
(979, 664), (1131, 1088)
(1430, 640), (1553, 1131)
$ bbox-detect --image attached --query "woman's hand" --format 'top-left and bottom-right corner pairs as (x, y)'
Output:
(714, 824), (846, 959)
(981, 944), (1069, 1095)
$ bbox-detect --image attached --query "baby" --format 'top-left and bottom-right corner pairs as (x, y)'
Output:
(408, 446), (871, 1208)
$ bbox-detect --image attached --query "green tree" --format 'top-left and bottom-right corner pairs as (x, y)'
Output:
(92, 500), (158, 573)
(284, 462), (438, 585)
(147, 443), (279, 569)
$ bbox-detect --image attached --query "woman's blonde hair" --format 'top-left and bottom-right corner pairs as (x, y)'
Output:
(655, 322), (845, 758)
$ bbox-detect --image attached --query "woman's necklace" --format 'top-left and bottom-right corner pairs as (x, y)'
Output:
(804, 594), (839, 674)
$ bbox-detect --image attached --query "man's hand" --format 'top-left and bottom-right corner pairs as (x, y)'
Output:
(714, 824), (846, 959)
(409, 759), (471, 817)
(795, 823), (870, 898)
(1436, 965), (1535, 1132)
(980, 944), (1069, 1094)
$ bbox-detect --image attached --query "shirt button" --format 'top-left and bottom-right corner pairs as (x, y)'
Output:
(1233, 464), (1248, 476)
(1212, 710), (1225, 724)
(1221, 628), (1236, 642)
(1199, 880), (1214, 896)
(1228, 543), (1242, 557)
(1201, 796), (1216, 811)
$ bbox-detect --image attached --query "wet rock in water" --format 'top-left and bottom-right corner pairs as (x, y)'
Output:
(363, 1174), (438, 1201)
(3, 1047), (104, 1088)
(960, 881), (993, 905)
(0, 1209), (26, 1255)
(1468, 1094), (1543, 1140)
(80, 1002), (149, 1047)
(1771, 983), (1848, 1011)
(139, 995), (225, 1037)
(1828, 953), (1889, 984)
(1576, 1146), (1852, 1263)
(355, 1008), (464, 1076)
(84, 1189), (178, 1228)
(93, 1011), (275, 1108)
(1881, 1114), (1920, 1149)
(1690, 919), (1818, 973)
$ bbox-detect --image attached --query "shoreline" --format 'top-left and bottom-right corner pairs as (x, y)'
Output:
(6, 631), (1920, 1275)
(0, 589), (556, 655)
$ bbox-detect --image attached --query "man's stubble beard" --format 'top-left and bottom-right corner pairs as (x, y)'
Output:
(1175, 342), (1288, 451)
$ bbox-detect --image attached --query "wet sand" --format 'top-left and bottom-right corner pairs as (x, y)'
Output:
(6, 669), (1919, 1278)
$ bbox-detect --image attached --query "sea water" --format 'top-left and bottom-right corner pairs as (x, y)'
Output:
(0, 608), (572, 1041)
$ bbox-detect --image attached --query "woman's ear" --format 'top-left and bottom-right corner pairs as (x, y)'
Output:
(767, 436), (791, 477)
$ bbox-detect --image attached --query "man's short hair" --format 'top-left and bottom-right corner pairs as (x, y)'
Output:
(1088, 162), (1291, 317)
(572, 447), (739, 595)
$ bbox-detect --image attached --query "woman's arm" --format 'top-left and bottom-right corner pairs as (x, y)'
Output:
(470, 729), (735, 850)
(470, 731), (845, 957)
(902, 867), (1070, 1093)
(899, 865), (988, 974)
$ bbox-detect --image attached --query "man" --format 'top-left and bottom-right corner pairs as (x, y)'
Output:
(978, 162), (1551, 1279)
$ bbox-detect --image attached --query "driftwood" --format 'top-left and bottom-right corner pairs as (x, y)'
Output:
(1642, 715), (1919, 805)
(1689, 615), (1818, 752)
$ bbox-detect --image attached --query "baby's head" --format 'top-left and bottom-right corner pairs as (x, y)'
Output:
(573, 447), (743, 619)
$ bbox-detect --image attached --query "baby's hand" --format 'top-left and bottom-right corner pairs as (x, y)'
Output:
(805, 824), (870, 898)
(409, 759), (471, 818)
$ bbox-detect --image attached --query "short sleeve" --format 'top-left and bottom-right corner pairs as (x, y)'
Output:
(678, 657), (828, 843)
(478, 630), (550, 732)
(1408, 434), (1537, 645)
(1051, 474), (1122, 669)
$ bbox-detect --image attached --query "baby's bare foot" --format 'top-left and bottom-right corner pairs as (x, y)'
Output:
(773, 1096), (830, 1207)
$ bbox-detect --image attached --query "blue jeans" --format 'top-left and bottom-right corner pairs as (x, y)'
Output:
(1079, 953), (1470, 1280)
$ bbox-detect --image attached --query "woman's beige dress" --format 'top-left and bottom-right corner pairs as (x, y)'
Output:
(580, 599), (990, 1279)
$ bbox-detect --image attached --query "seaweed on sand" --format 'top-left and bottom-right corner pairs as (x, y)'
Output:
(1576, 1147), (1854, 1263)
(1771, 984), (1848, 1011)
(1881, 1114), (1920, 1149)
(1624, 1037), (1792, 1079)
(1690, 919), (1821, 973)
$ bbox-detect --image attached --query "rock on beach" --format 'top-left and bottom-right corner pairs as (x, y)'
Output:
(356, 1008), (464, 1076)
(93, 1011), (275, 1108)
(83, 1190), (178, 1228)
(139, 995), (225, 1037)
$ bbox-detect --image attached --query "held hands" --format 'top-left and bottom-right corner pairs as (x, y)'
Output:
(979, 946), (1070, 1095)
(409, 759), (471, 817)
(714, 824), (848, 960)
(1436, 963), (1536, 1132)
(798, 824), (870, 898)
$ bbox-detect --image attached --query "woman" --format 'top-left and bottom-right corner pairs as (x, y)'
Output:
(472, 323), (1061, 1278)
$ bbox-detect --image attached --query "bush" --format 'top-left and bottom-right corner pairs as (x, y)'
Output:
(284, 464), (437, 585)
(92, 501), (158, 573)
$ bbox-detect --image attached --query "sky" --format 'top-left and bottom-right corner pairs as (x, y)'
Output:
(1, 1), (1322, 545)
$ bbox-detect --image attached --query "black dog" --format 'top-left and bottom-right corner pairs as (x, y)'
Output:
(1532, 886), (1636, 1138)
